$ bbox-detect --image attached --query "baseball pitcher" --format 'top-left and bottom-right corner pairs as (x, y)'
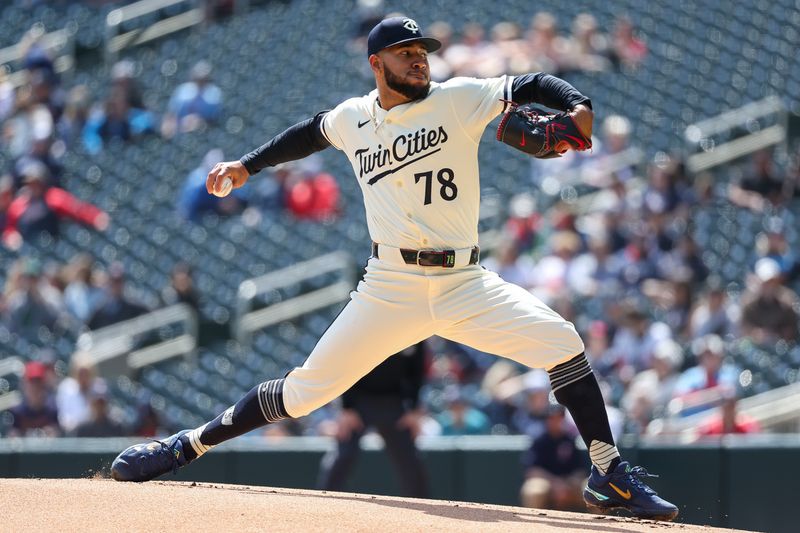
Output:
(112, 17), (677, 521)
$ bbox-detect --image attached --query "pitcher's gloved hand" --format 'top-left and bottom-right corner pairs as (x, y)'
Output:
(497, 102), (593, 159)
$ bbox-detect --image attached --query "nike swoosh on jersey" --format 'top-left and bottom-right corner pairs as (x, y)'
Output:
(358, 119), (371, 128)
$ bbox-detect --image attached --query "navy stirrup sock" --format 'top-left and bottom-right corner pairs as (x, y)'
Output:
(548, 353), (620, 475)
(182, 378), (289, 462)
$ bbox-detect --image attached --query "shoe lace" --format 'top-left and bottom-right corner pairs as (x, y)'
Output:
(148, 437), (182, 475)
(617, 465), (659, 495)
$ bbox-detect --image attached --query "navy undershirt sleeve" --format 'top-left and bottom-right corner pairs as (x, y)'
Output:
(511, 73), (592, 111)
(239, 111), (331, 175)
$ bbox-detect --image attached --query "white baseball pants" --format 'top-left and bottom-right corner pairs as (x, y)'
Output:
(283, 247), (584, 418)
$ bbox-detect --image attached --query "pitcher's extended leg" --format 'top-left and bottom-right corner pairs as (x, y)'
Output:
(185, 271), (435, 462)
(111, 263), (435, 481)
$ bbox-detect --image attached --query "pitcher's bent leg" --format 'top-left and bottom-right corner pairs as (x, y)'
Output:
(437, 269), (619, 476)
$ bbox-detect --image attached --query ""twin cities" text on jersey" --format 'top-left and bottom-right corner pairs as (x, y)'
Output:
(355, 126), (449, 181)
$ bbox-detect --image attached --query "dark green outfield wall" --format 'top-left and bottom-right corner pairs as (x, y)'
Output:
(2, 435), (797, 532)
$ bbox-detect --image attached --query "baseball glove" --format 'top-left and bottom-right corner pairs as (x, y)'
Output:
(496, 102), (592, 159)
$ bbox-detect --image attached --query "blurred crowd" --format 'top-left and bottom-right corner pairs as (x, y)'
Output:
(1, 24), (341, 251)
(2, 5), (800, 511)
(1, 251), (200, 437)
(2, 253), (200, 335)
(352, 4), (648, 80)
(6, 356), (165, 438)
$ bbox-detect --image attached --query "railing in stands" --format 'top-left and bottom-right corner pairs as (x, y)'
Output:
(105, 0), (205, 60)
(0, 23), (76, 89)
(234, 251), (357, 345)
(684, 95), (787, 173)
(648, 381), (800, 436)
(76, 303), (198, 377)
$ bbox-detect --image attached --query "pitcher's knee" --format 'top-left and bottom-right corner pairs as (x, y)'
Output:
(282, 369), (343, 418)
(532, 327), (584, 370)
(550, 323), (585, 363)
(565, 329), (585, 358)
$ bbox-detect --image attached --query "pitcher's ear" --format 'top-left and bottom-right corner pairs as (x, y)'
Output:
(368, 54), (381, 72)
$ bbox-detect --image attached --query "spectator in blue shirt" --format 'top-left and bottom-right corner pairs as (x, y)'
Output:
(82, 86), (155, 154)
(437, 386), (491, 436)
(161, 61), (222, 138)
(672, 334), (740, 408)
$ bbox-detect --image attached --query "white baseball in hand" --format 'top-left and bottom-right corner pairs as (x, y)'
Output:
(213, 177), (233, 197)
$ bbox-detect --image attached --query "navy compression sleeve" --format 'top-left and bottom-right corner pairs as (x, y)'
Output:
(239, 111), (331, 175)
(511, 73), (592, 111)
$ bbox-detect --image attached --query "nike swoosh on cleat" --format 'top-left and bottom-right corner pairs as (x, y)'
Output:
(520, 130), (526, 147)
(608, 482), (632, 500)
(358, 119), (370, 128)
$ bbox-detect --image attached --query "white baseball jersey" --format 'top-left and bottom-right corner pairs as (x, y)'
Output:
(320, 76), (514, 250)
(281, 76), (584, 419)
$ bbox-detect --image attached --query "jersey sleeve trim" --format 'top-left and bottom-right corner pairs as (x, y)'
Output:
(503, 75), (514, 112)
(319, 114), (341, 150)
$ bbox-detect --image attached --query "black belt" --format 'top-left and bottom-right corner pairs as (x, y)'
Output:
(372, 242), (480, 268)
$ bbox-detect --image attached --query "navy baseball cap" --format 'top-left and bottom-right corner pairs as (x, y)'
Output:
(367, 17), (442, 57)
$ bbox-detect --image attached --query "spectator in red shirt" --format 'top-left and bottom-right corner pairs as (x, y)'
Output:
(609, 16), (647, 70)
(0, 174), (14, 232)
(8, 361), (60, 438)
(2, 161), (109, 250)
(698, 391), (760, 436)
(285, 170), (340, 220)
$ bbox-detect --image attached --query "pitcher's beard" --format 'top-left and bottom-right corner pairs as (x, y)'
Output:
(385, 68), (430, 101)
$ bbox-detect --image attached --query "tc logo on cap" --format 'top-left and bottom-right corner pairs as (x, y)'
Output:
(403, 18), (420, 33)
(367, 16), (442, 57)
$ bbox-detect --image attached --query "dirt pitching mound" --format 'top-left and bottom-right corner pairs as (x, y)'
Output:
(1, 478), (752, 532)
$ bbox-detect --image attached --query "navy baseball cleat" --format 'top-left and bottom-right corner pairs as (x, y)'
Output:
(583, 461), (679, 521)
(111, 430), (191, 482)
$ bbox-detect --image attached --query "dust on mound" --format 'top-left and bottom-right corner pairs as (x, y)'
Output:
(0, 478), (751, 533)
